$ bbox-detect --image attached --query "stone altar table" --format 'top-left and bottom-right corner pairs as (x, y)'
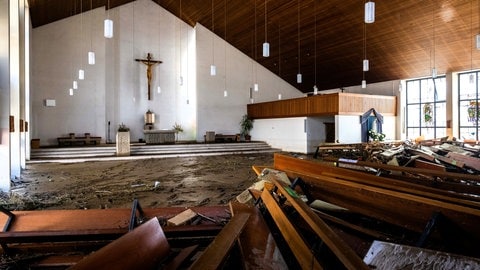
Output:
(144, 129), (176, 144)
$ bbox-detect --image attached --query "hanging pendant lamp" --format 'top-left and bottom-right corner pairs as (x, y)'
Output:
(104, 19), (113, 38)
(365, 1), (375, 23)
(104, 0), (113, 38)
(262, 0), (269, 57)
(362, 79), (367, 89)
(69, 88), (74, 96)
(363, 59), (369, 71)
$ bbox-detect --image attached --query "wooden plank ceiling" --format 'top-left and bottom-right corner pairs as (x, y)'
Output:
(28, 0), (479, 93)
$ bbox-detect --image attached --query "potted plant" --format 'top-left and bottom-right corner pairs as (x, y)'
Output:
(172, 122), (184, 142)
(239, 114), (253, 141)
(116, 123), (130, 156)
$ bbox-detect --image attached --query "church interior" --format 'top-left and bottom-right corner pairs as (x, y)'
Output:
(1, 0), (480, 268)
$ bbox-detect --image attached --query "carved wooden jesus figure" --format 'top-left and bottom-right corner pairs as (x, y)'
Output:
(135, 53), (162, 100)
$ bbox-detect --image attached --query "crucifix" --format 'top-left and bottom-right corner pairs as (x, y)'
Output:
(135, 53), (162, 100)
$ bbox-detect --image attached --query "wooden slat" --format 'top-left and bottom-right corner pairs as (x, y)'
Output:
(188, 213), (250, 270)
(229, 202), (287, 269)
(70, 218), (170, 270)
(260, 188), (323, 269)
(270, 178), (369, 270)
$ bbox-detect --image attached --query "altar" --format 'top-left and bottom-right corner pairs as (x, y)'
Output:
(144, 130), (175, 144)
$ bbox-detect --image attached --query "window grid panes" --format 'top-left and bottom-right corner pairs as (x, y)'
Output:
(458, 72), (479, 141)
(406, 76), (447, 139)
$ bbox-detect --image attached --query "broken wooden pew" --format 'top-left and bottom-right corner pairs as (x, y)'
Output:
(259, 176), (369, 270)
(69, 217), (170, 270)
(270, 153), (480, 258)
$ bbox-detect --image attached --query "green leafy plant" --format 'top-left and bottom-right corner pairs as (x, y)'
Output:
(239, 114), (253, 137)
(118, 123), (130, 132)
(172, 122), (183, 141)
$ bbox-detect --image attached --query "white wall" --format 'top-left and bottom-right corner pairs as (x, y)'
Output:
(31, 0), (302, 146)
(336, 115), (396, 144)
(195, 24), (302, 141)
(306, 116), (334, 153)
(31, 0), (196, 145)
(251, 117), (307, 153)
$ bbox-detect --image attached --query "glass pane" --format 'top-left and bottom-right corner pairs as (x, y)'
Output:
(407, 104), (420, 127)
(459, 100), (478, 127)
(407, 80), (420, 104)
(434, 77), (446, 101)
(435, 128), (447, 138)
(459, 127), (478, 140)
(421, 126), (436, 140)
(421, 79), (435, 103)
(459, 73), (477, 100)
(407, 128), (420, 139)
(434, 102), (446, 126)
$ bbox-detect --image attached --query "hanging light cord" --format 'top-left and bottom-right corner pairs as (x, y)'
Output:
(212, 0), (215, 65)
(297, 0), (300, 74)
(314, 1), (317, 86)
(264, 0), (267, 43)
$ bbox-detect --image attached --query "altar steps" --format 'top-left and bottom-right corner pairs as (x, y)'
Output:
(29, 142), (278, 163)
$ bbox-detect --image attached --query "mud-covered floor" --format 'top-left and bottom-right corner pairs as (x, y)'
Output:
(3, 153), (276, 210)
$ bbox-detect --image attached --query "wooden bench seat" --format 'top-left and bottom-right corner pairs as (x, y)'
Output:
(57, 133), (101, 146)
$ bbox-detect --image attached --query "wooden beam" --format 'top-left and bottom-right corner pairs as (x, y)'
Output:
(260, 188), (323, 269)
(270, 178), (369, 270)
(189, 213), (250, 270)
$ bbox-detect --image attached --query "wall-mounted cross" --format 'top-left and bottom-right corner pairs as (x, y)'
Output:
(135, 53), (162, 100)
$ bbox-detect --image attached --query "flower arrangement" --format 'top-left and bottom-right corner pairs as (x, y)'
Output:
(172, 122), (183, 141)
(368, 129), (385, 141)
(118, 123), (130, 132)
(172, 122), (184, 133)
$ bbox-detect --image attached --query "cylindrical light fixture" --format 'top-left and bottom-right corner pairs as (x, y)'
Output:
(210, 65), (216, 76)
(365, 1), (375, 23)
(432, 67), (437, 78)
(297, 73), (302, 83)
(224, 90), (228, 97)
(73, 80), (78, 90)
(69, 88), (74, 96)
(254, 83), (259, 91)
(78, 69), (85, 80)
(88, 51), (95, 65)
(263, 42), (270, 57)
(104, 19), (113, 38)
(157, 86), (161, 93)
(362, 80), (367, 89)
(278, 94), (282, 100)
(363, 59), (369, 71)
(313, 85), (318, 95)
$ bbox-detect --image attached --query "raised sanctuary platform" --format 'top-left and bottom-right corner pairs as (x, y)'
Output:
(144, 129), (175, 144)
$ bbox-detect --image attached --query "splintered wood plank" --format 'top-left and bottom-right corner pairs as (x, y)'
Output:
(167, 209), (197, 226)
(70, 218), (170, 270)
(229, 202), (288, 269)
(189, 213), (250, 270)
(270, 178), (369, 270)
(260, 188), (323, 269)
